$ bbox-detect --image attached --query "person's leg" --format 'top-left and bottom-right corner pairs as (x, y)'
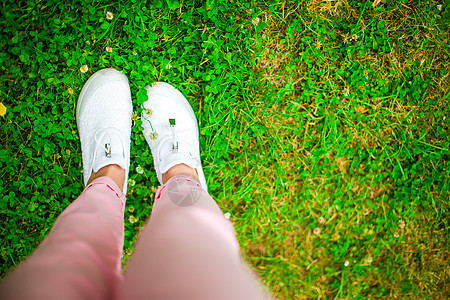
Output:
(122, 169), (269, 299)
(0, 68), (133, 300)
(0, 170), (125, 300)
(121, 82), (270, 299)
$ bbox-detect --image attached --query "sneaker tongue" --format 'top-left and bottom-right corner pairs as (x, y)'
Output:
(92, 130), (127, 172)
(159, 140), (196, 174)
(159, 151), (196, 174)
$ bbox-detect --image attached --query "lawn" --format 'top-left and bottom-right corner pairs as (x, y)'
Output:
(1, 0), (449, 298)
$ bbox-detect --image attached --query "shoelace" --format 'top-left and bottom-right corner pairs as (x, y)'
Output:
(94, 129), (113, 158)
(155, 118), (195, 163)
(90, 127), (126, 169)
(169, 118), (178, 152)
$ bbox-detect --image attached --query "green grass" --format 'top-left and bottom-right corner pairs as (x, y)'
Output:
(1, 0), (449, 298)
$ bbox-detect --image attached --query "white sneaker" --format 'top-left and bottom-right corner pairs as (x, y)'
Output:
(76, 68), (132, 193)
(141, 82), (208, 191)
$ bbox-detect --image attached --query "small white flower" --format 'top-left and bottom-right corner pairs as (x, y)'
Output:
(351, 34), (358, 41)
(106, 46), (112, 52)
(129, 216), (139, 223)
(132, 50), (137, 55)
(364, 256), (373, 264)
(363, 208), (370, 215)
(252, 17), (260, 26)
(394, 232), (400, 238)
(128, 179), (136, 187)
(149, 132), (158, 140)
(398, 219), (406, 229)
(342, 34), (350, 44)
(143, 109), (153, 118)
(318, 217), (325, 224)
(344, 261), (349, 266)
(165, 63), (172, 69)
(437, 4), (442, 10)
(313, 228), (320, 235)
(342, 87), (350, 97)
(80, 64), (89, 73)
(313, 41), (323, 49)
(136, 165), (144, 174)
(224, 212), (231, 219)
(106, 11), (114, 20)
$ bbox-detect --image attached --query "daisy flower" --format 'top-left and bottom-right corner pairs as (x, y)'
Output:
(80, 64), (89, 73)
(136, 165), (144, 174)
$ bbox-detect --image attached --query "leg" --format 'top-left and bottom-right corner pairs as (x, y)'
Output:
(122, 82), (270, 299)
(0, 173), (125, 300)
(0, 68), (133, 300)
(122, 168), (270, 299)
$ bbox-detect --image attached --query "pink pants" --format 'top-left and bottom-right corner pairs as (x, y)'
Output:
(0, 175), (269, 299)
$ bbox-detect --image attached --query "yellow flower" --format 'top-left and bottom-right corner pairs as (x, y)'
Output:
(0, 102), (6, 117)
(67, 88), (74, 95)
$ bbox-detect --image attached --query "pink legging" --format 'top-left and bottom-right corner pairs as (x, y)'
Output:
(0, 175), (269, 299)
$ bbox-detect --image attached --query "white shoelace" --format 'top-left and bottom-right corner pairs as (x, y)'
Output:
(169, 118), (178, 152)
(156, 118), (195, 164)
(91, 127), (126, 170)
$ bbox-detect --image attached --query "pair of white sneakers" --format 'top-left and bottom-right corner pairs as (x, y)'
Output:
(76, 68), (207, 194)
